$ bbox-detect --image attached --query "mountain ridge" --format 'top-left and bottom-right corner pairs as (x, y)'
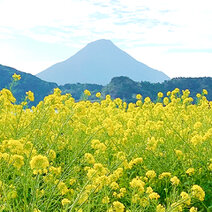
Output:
(36, 39), (170, 85)
(1, 64), (212, 106)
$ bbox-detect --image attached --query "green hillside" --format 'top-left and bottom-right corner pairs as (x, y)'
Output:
(0, 64), (57, 106)
(1, 64), (212, 105)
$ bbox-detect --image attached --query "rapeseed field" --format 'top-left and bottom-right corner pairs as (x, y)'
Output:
(0, 74), (211, 211)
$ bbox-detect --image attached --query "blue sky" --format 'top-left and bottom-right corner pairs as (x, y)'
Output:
(0, 0), (212, 78)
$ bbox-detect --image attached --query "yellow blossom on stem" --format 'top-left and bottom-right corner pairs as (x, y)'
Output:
(12, 73), (21, 81)
(136, 94), (142, 100)
(26, 91), (34, 101)
(146, 170), (156, 179)
(186, 168), (195, 176)
(84, 89), (91, 96)
(190, 207), (198, 212)
(61, 198), (71, 206)
(149, 192), (160, 200)
(180, 191), (191, 205)
(191, 185), (205, 201)
(113, 201), (125, 212)
(96, 92), (101, 98)
(170, 176), (180, 186)
(156, 204), (165, 212)
(30, 155), (49, 174)
(158, 92), (163, 98)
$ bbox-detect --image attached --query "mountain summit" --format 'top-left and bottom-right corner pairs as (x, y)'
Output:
(36, 39), (170, 85)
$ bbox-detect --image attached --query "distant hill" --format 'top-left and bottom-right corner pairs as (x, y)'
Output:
(36, 39), (170, 85)
(1, 64), (212, 105)
(0, 64), (103, 105)
(103, 76), (212, 102)
(0, 64), (57, 106)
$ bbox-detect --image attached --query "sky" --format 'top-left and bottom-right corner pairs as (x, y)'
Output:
(0, 0), (212, 79)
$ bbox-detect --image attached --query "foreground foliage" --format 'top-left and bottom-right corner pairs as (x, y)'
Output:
(0, 76), (211, 211)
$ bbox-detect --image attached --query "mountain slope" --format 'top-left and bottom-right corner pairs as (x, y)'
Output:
(103, 76), (212, 102)
(2, 64), (211, 105)
(0, 64), (57, 105)
(36, 39), (170, 85)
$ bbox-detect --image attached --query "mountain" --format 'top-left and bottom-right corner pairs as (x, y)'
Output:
(1, 64), (212, 105)
(36, 39), (170, 85)
(0, 64), (103, 105)
(103, 76), (212, 102)
(0, 64), (57, 106)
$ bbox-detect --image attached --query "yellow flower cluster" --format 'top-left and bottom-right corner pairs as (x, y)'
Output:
(191, 185), (205, 201)
(0, 84), (211, 211)
(30, 155), (49, 174)
(26, 90), (34, 102)
(12, 73), (21, 81)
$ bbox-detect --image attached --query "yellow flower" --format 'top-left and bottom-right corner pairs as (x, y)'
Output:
(159, 172), (171, 179)
(186, 168), (195, 176)
(158, 92), (163, 98)
(140, 197), (149, 207)
(130, 177), (145, 193)
(136, 94), (142, 100)
(148, 192), (160, 200)
(12, 73), (21, 81)
(69, 178), (76, 185)
(194, 122), (202, 130)
(96, 92), (101, 98)
(57, 181), (69, 195)
(49, 149), (56, 160)
(33, 209), (41, 212)
(91, 139), (101, 149)
(53, 87), (61, 95)
(132, 194), (140, 203)
(26, 91), (34, 101)
(110, 182), (119, 190)
(30, 155), (49, 171)
(78, 192), (88, 204)
(1, 88), (16, 103)
(84, 89), (91, 96)
(180, 191), (191, 205)
(146, 137), (158, 151)
(202, 89), (208, 95)
(84, 153), (95, 164)
(175, 150), (183, 158)
(190, 135), (203, 146)
(113, 201), (125, 212)
(61, 198), (71, 206)
(190, 207), (198, 212)
(171, 202), (183, 211)
(102, 196), (110, 204)
(146, 186), (153, 194)
(144, 97), (151, 103)
(129, 157), (143, 168)
(191, 185), (205, 201)
(170, 176), (180, 186)
(196, 93), (201, 98)
(7, 190), (17, 199)
(156, 204), (166, 212)
(36, 189), (45, 198)
(49, 166), (61, 175)
(10, 154), (24, 169)
(146, 170), (156, 179)
(163, 97), (169, 105)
